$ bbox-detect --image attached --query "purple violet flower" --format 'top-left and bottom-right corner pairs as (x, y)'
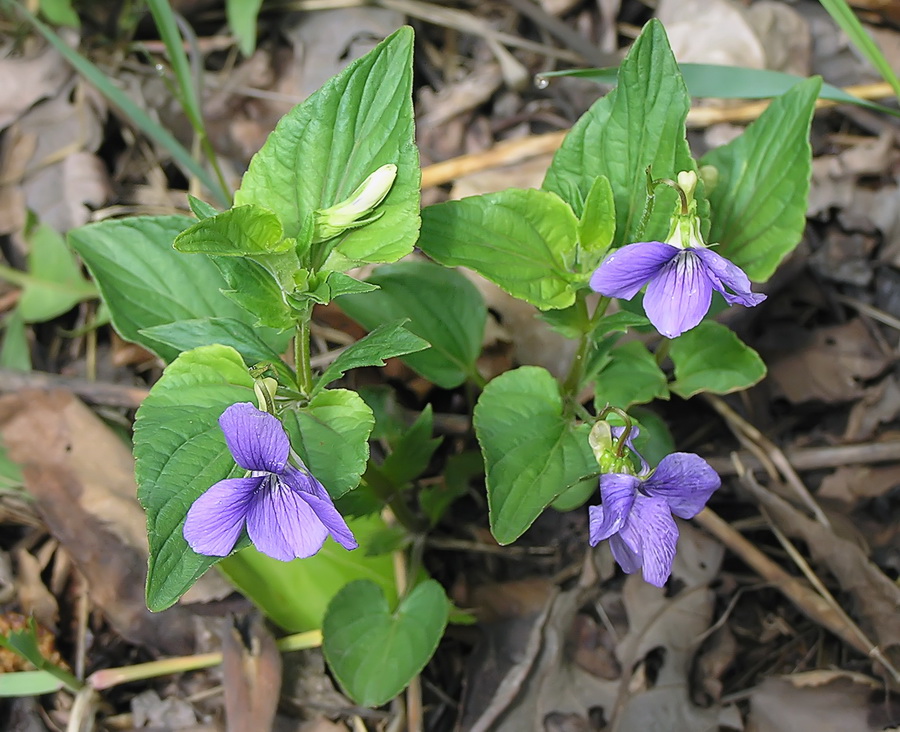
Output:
(184, 402), (358, 561)
(589, 169), (765, 338)
(589, 242), (766, 339)
(588, 452), (720, 586)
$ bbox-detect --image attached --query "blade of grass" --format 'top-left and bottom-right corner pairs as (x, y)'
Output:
(144, 0), (231, 198)
(10, 2), (231, 207)
(145, 0), (204, 130)
(538, 63), (900, 117)
(818, 0), (900, 101)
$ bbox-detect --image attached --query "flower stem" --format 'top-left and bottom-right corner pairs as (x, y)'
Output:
(294, 317), (314, 395)
(561, 295), (610, 400)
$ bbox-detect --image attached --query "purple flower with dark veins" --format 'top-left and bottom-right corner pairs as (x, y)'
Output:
(588, 452), (720, 586)
(589, 171), (766, 339)
(184, 402), (357, 561)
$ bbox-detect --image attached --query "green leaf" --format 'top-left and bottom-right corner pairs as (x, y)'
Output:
(39, 0), (80, 27)
(380, 405), (442, 486)
(282, 389), (374, 498)
(669, 321), (766, 398)
(70, 216), (270, 362)
(140, 317), (293, 382)
(226, 0), (263, 56)
(235, 27), (419, 267)
(188, 195), (219, 220)
(538, 305), (589, 339)
(595, 310), (651, 334)
(419, 188), (579, 310)
(539, 63), (897, 116)
(0, 618), (81, 692)
(543, 19), (702, 246)
(474, 366), (596, 544)
(323, 579), (449, 707)
(0, 671), (66, 697)
(338, 261), (486, 389)
(325, 272), (380, 299)
(596, 340), (668, 409)
(134, 345), (256, 611)
(0, 222), (96, 324)
(0, 308), (31, 371)
(218, 513), (397, 632)
(701, 77), (821, 281)
(174, 205), (288, 257)
(579, 175), (616, 255)
(419, 450), (482, 525)
(211, 257), (295, 331)
(314, 321), (430, 394)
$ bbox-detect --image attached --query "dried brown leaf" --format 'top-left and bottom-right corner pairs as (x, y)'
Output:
(818, 464), (900, 505)
(461, 524), (724, 732)
(0, 389), (196, 655)
(657, 0), (765, 69)
(222, 615), (282, 732)
(743, 476), (900, 658)
(766, 319), (890, 404)
(844, 375), (900, 441)
(14, 549), (58, 630)
(0, 40), (72, 129)
(0, 82), (109, 236)
(745, 1), (811, 75)
(747, 671), (900, 732)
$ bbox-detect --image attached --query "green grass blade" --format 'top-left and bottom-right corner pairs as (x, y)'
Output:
(819, 0), (900, 100)
(145, 0), (204, 132)
(538, 63), (899, 116)
(12, 3), (231, 207)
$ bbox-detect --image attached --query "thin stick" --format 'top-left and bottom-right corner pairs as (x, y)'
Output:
(763, 511), (898, 681)
(419, 83), (895, 189)
(0, 368), (149, 408)
(87, 630), (322, 690)
(707, 439), (900, 476)
(703, 395), (830, 527)
(694, 507), (873, 659)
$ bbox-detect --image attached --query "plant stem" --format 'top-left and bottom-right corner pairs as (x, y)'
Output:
(561, 295), (610, 399)
(87, 630), (322, 691)
(295, 318), (314, 395)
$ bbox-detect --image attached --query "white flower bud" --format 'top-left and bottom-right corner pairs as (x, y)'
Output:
(314, 164), (397, 241)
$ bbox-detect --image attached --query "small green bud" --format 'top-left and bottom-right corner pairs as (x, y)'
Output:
(314, 163), (397, 242)
(589, 421), (634, 475)
(254, 377), (278, 413)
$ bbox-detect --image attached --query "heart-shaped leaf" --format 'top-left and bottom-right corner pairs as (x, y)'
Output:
(474, 366), (596, 544)
(323, 579), (449, 707)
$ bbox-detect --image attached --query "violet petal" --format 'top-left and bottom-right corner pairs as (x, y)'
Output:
(643, 249), (712, 338)
(619, 494), (679, 587)
(610, 425), (649, 475)
(219, 402), (290, 474)
(245, 476), (329, 561)
(693, 247), (767, 307)
(588, 473), (639, 545)
(644, 452), (721, 519)
(609, 533), (641, 575)
(282, 467), (358, 550)
(589, 242), (678, 299)
(184, 476), (261, 556)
